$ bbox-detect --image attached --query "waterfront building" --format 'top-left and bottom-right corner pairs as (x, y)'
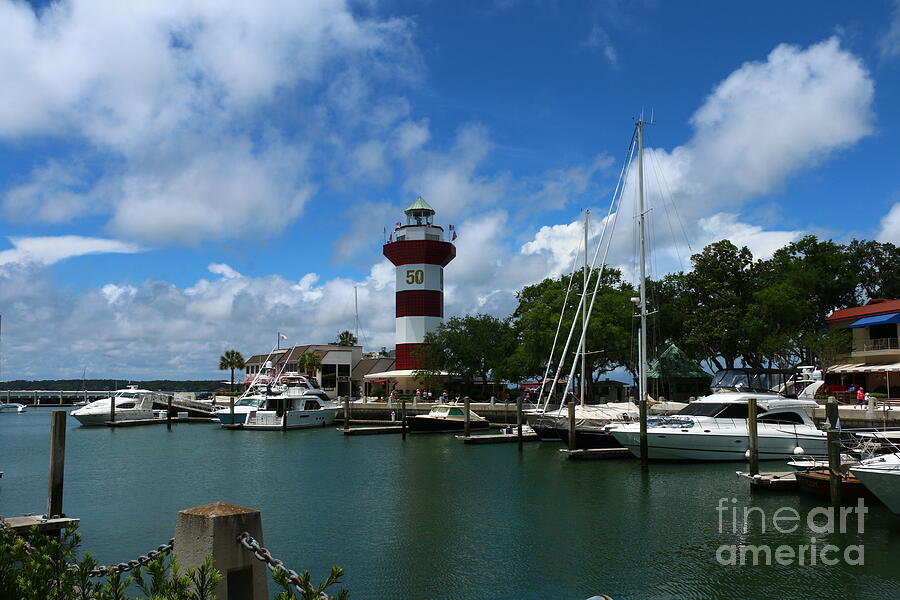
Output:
(825, 298), (900, 401)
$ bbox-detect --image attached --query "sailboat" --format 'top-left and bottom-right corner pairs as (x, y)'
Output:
(526, 124), (648, 448)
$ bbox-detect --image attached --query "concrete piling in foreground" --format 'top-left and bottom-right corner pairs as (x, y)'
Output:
(174, 502), (268, 600)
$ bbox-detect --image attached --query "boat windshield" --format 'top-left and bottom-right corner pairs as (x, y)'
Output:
(710, 369), (792, 393)
(677, 402), (758, 419)
(235, 398), (265, 408)
(678, 403), (730, 417)
(115, 392), (140, 399)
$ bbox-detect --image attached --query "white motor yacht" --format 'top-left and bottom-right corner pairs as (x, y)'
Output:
(71, 386), (166, 426)
(852, 452), (900, 515)
(218, 373), (338, 430)
(609, 369), (827, 461)
(0, 402), (26, 413)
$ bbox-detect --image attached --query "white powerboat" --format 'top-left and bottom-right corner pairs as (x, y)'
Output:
(0, 402), (26, 413)
(852, 452), (900, 514)
(218, 373), (338, 430)
(71, 386), (167, 426)
(609, 369), (827, 461)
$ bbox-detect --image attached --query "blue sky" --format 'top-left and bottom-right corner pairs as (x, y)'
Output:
(1, 0), (899, 380)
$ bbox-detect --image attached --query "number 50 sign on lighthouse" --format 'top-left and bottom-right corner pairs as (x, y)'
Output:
(383, 197), (456, 370)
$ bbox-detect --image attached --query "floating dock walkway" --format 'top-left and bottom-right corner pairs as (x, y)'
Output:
(341, 425), (405, 435)
(736, 471), (798, 490)
(106, 417), (218, 427)
(559, 448), (633, 460)
(456, 431), (539, 444)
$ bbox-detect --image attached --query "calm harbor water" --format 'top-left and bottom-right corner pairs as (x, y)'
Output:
(2, 407), (899, 600)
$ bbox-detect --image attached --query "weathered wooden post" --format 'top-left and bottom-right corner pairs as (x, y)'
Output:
(463, 396), (471, 438)
(343, 397), (350, 431)
(174, 502), (268, 600)
(109, 388), (116, 423)
(747, 398), (759, 476)
(567, 401), (576, 451)
(167, 396), (173, 430)
(47, 410), (67, 517)
(516, 394), (523, 449)
(401, 398), (407, 439)
(229, 393), (235, 426)
(33, 390), (37, 406)
(282, 398), (287, 432)
(826, 399), (842, 507)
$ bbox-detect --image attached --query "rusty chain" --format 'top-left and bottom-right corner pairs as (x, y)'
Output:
(238, 531), (330, 598)
(2, 518), (174, 578)
(85, 538), (175, 577)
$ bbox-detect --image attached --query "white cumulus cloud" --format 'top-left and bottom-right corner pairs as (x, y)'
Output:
(0, 236), (143, 268)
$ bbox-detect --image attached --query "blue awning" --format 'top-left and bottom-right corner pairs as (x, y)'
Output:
(849, 312), (900, 328)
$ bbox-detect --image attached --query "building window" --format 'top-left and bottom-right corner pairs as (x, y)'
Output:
(322, 364), (337, 390)
(338, 364), (350, 377)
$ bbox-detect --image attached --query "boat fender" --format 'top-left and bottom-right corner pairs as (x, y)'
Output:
(586, 596), (614, 600)
(793, 446), (805, 455)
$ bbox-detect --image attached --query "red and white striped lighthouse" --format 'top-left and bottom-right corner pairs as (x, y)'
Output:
(383, 197), (456, 369)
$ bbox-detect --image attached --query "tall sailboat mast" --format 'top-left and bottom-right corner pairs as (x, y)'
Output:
(581, 210), (589, 408)
(637, 120), (649, 469)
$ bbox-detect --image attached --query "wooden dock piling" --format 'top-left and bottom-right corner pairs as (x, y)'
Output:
(343, 397), (350, 431)
(747, 398), (759, 476)
(401, 398), (407, 439)
(464, 396), (471, 438)
(167, 396), (173, 430)
(826, 399), (842, 507)
(567, 401), (576, 451)
(516, 395), (523, 449)
(47, 410), (67, 518)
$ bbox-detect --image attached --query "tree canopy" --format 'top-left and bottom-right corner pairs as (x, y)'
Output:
(414, 235), (895, 397)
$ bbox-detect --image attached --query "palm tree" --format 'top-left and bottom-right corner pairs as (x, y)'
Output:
(297, 351), (322, 377)
(219, 349), (246, 393)
(336, 330), (358, 346)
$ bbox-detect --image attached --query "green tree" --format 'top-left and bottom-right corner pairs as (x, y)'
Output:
(218, 349), (246, 393)
(510, 268), (635, 400)
(681, 240), (757, 370)
(415, 314), (518, 398)
(847, 239), (900, 299)
(297, 351), (323, 376)
(336, 331), (358, 346)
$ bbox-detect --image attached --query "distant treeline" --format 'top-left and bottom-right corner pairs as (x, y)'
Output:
(0, 380), (223, 392)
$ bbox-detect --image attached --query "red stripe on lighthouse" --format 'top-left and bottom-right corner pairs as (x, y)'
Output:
(396, 343), (427, 370)
(396, 290), (443, 318)
(383, 240), (456, 266)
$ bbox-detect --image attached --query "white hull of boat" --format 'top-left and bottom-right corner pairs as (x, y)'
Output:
(611, 429), (827, 461)
(71, 409), (156, 426)
(241, 408), (338, 430)
(0, 403), (27, 413)
(853, 454), (900, 514)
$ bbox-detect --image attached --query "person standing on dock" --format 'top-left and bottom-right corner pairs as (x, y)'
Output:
(856, 386), (866, 407)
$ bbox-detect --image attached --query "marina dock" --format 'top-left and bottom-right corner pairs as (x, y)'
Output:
(736, 471), (799, 490)
(457, 431), (540, 444)
(106, 417), (217, 427)
(559, 447), (634, 460)
(341, 425), (405, 435)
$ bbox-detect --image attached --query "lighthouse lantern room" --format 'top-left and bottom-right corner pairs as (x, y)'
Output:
(383, 197), (456, 369)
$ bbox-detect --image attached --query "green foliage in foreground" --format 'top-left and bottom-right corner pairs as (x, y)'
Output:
(1, 524), (348, 600)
